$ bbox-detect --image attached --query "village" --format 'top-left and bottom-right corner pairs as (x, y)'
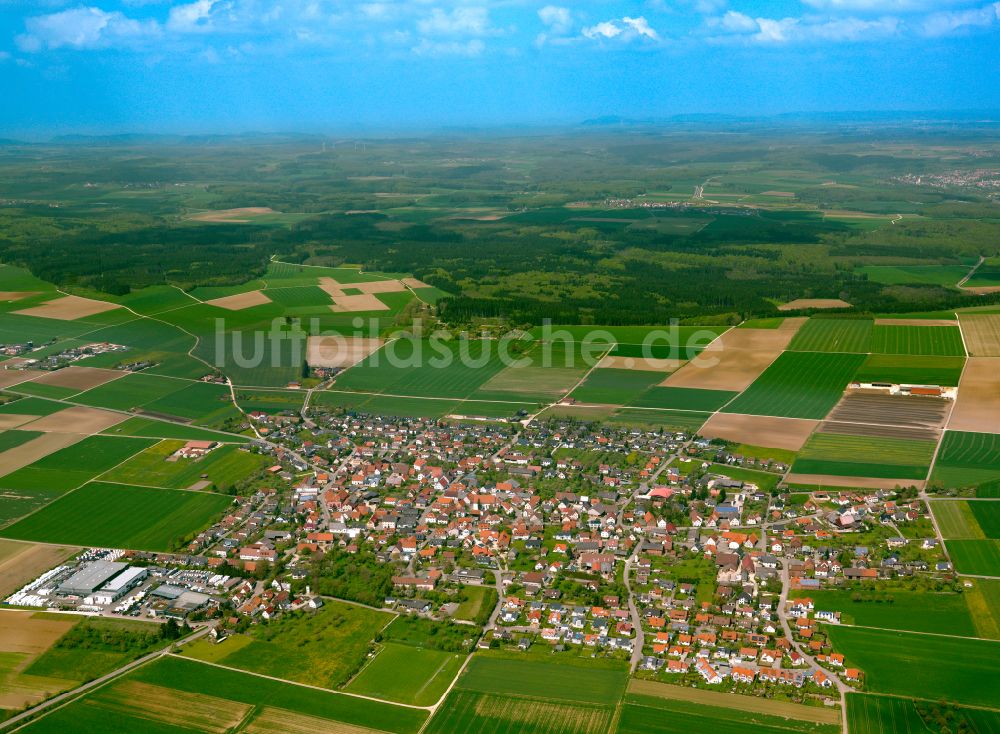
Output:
(5, 402), (954, 707)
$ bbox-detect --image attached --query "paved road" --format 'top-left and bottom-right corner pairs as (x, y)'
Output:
(623, 556), (644, 672)
(777, 563), (850, 734)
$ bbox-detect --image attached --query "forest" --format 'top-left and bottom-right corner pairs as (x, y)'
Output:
(1, 125), (999, 324)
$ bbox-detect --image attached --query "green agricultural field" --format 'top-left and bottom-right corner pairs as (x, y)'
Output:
(792, 433), (936, 480)
(233, 388), (306, 413)
(185, 601), (394, 690)
(0, 397), (66, 417)
(100, 440), (267, 491)
(0, 435), (156, 492)
(932, 500), (986, 539)
(792, 589), (976, 636)
(970, 501), (1000, 538)
(0, 481), (232, 552)
(140, 381), (238, 425)
(966, 258), (1000, 287)
(102, 416), (249, 443)
(965, 579), (1000, 640)
(313, 390), (468, 419)
(345, 642), (465, 706)
(932, 431), (1000, 489)
(847, 693), (1000, 734)
(0, 429), (42, 453)
(847, 694), (929, 734)
(424, 689), (614, 734)
(854, 354), (965, 387)
(619, 693), (839, 734)
(334, 338), (508, 398)
(722, 352), (866, 419)
(857, 264), (970, 287)
(946, 539), (1000, 576)
(871, 325), (966, 356)
(71, 373), (191, 412)
(261, 285), (333, 307)
(608, 407), (711, 432)
(567, 368), (665, 405)
(471, 342), (593, 402)
(20, 655), (428, 734)
(788, 318), (874, 353)
(0, 487), (65, 527)
(631, 386), (738, 411)
(528, 324), (727, 349)
(456, 653), (628, 706)
(826, 625), (1000, 707)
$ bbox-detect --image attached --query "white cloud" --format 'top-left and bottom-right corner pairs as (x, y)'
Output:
(711, 10), (758, 32)
(921, 1), (1000, 35)
(417, 7), (490, 36)
(538, 5), (572, 34)
(706, 8), (900, 42)
(582, 21), (623, 39)
(802, 0), (977, 11)
(582, 15), (659, 42)
(17, 6), (158, 51)
(167, 0), (220, 33)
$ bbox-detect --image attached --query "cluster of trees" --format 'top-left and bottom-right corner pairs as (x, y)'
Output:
(302, 545), (395, 608)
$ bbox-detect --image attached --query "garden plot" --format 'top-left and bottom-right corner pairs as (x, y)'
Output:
(13, 295), (121, 321)
(949, 358), (1000, 433)
(204, 290), (272, 310)
(699, 413), (819, 451)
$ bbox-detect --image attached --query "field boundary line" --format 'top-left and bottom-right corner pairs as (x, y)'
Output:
(927, 351), (969, 478)
(820, 620), (1000, 643)
(0, 626), (210, 732)
(166, 653), (434, 711)
(528, 344), (614, 424)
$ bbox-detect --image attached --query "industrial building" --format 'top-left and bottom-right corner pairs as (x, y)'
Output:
(57, 560), (127, 597)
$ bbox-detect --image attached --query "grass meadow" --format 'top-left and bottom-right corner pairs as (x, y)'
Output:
(345, 642), (464, 706)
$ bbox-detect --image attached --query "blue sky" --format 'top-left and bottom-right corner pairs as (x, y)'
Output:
(1, 0), (998, 135)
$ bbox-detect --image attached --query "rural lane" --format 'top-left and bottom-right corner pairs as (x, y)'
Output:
(0, 625), (212, 731)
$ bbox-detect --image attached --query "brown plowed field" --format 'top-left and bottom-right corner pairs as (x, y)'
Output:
(14, 295), (121, 321)
(959, 314), (1000, 356)
(30, 366), (123, 391)
(23, 406), (126, 434)
(699, 413), (819, 451)
(819, 420), (940, 442)
(949, 357), (1000, 432)
(205, 290), (272, 310)
(824, 393), (950, 436)
(786, 473), (925, 490)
